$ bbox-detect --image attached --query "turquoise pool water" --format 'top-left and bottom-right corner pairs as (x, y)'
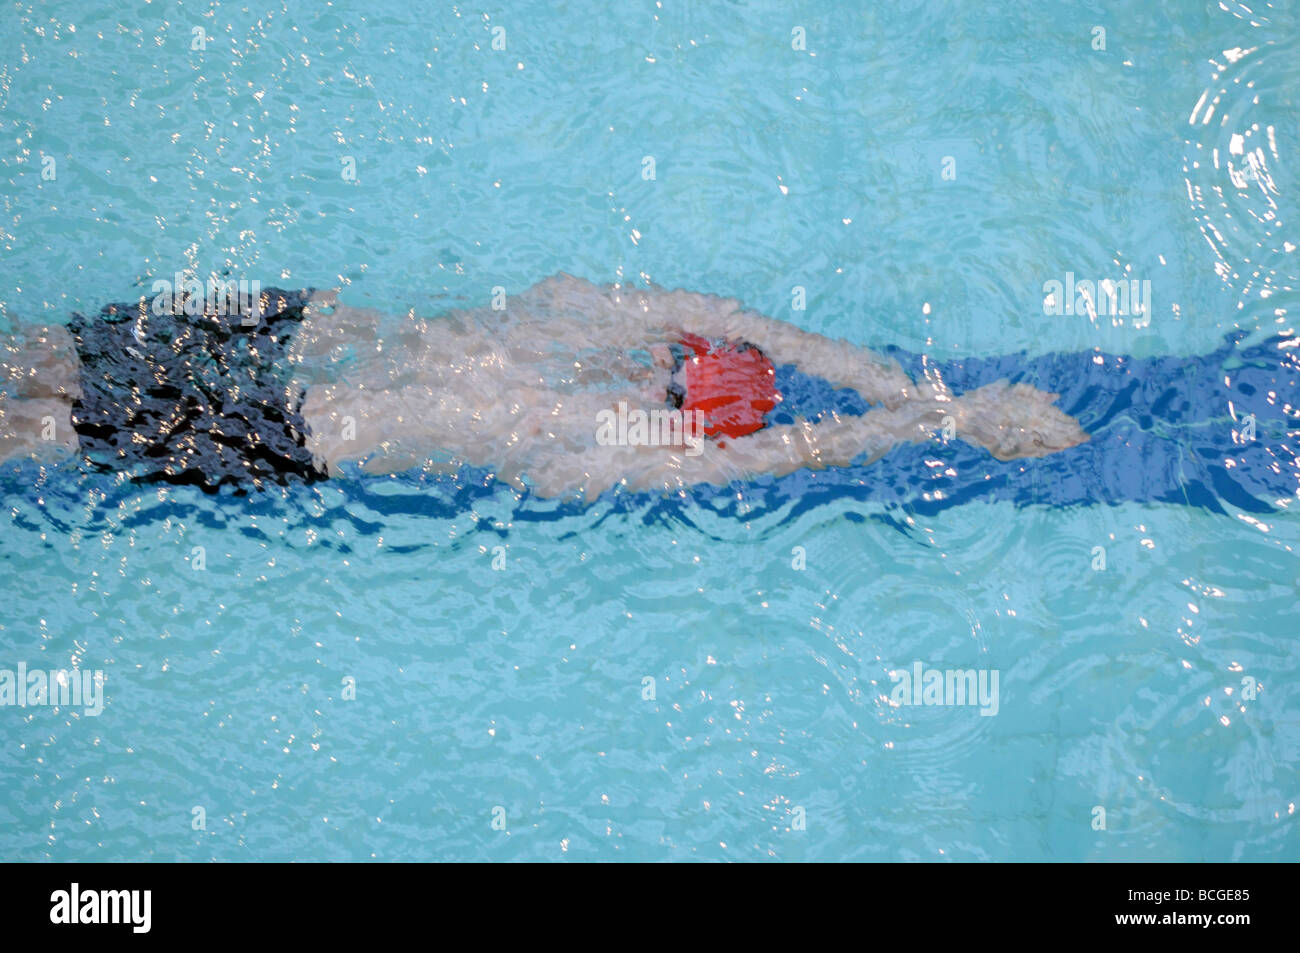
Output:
(1, 0), (1297, 860)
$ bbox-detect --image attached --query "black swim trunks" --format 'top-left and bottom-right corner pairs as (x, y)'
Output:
(68, 287), (326, 493)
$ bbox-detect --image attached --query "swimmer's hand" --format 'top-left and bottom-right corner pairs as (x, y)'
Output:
(955, 381), (1090, 460)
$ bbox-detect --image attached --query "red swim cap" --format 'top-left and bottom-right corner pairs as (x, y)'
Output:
(677, 332), (779, 440)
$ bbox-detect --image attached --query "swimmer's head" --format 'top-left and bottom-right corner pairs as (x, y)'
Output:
(673, 335), (779, 441)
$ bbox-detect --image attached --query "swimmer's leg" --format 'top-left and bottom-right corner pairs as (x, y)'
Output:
(0, 393), (78, 462)
(1, 324), (82, 400)
(0, 325), (82, 464)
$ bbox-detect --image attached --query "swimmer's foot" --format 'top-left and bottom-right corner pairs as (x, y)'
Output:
(954, 380), (1090, 460)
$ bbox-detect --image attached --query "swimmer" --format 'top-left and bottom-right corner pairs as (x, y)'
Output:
(0, 274), (1089, 500)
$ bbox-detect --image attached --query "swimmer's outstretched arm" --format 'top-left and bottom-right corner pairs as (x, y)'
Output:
(507, 276), (918, 402)
(525, 379), (1088, 501)
(731, 379), (1089, 470)
(636, 287), (925, 407)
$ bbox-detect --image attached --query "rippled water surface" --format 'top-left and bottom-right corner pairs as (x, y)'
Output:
(1, 1), (1298, 860)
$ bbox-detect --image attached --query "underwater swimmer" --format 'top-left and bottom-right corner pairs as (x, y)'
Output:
(0, 274), (1088, 499)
